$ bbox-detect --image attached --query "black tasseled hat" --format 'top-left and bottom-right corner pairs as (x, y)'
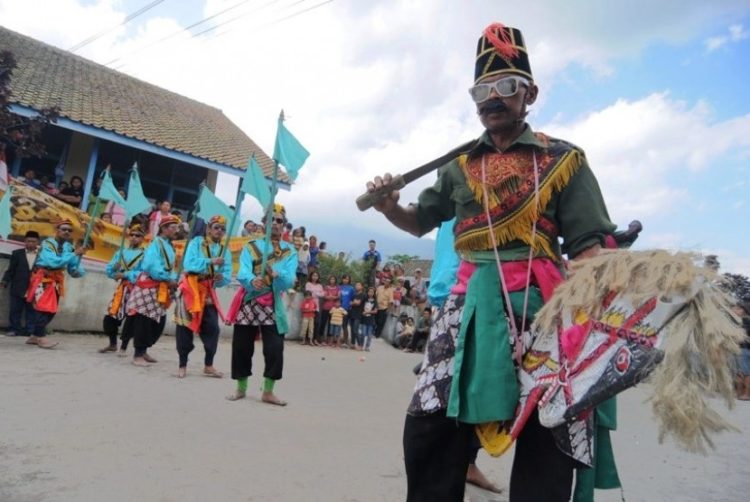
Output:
(474, 23), (533, 84)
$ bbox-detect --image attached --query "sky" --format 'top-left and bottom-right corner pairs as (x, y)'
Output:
(1, 0), (749, 274)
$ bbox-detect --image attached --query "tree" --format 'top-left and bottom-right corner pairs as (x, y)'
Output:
(0, 50), (59, 158)
(388, 253), (420, 265)
(317, 252), (371, 285)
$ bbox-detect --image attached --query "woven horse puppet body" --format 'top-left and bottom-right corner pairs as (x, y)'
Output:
(479, 250), (744, 465)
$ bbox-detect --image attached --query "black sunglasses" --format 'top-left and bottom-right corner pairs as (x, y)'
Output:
(58, 227), (73, 233)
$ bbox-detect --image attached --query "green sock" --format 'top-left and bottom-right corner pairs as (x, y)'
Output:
(237, 377), (248, 393)
(263, 377), (275, 393)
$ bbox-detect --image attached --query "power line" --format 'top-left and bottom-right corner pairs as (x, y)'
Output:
(104, 0), (268, 66)
(69, 0), (167, 52)
(191, 0), (306, 38)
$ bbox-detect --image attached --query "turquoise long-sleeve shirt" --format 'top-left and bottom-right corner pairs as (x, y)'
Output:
(36, 238), (85, 277)
(105, 247), (144, 283)
(181, 236), (232, 288)
(237, 238), (296, 297)
(140, 236), (177, 282)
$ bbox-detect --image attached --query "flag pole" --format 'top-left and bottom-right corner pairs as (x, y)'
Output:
(221, 169), (245, 256)
(80, 165), (110, 260)
(259, 110), (284, 277)
(175, 184), (203, 277)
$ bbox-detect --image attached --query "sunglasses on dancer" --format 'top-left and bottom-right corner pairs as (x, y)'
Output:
(129, 233), (144, 238)
(468, 76), (529, 103)
(58, 227), (73, 233)
(211, 225), (226, 231)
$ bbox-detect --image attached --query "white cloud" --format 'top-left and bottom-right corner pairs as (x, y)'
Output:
(705, 35), (728, 52)
(729, 24), (748, 41)
(705, 23), (748, 51)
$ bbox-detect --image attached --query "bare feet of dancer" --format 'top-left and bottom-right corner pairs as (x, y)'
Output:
(261, 391), (287, 406)
(176, 367), (187, 378)
(226, 390), (246, 401)
(142, 353), (158, 363)
(466, 463), (502, 494)
(203, 366), (223, 378)
(99, 344), (117, 353)
(132, 357), (150, 367)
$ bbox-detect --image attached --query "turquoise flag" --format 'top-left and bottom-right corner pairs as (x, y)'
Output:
(0, 186), (12, 240)
(272, 115), (309, 181)
(241, 154), (272, 209)
(196, 185), (232, 224)
(125, 165), (152, 216)
(98, 170), (127, 207)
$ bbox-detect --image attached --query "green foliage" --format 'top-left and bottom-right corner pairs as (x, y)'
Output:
(388, 253), (420, 265)
(316, 252), (371, 285)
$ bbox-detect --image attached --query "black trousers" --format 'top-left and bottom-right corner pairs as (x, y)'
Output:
(131, 313), (166, 356)
(403, 410), (574, 502)
(102, 315), (134, 349)
(30, 310), (55, 337)
(175, 306), (220, 367)
(8, 294), (34, 335)
(231, 323), (284, 381)
(375, 309), (389, 338)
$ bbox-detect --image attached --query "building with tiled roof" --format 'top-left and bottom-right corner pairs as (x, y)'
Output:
(0, 25), (287, 211)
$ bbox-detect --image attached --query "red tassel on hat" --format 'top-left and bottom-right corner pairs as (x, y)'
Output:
(483, 22), (519, 60)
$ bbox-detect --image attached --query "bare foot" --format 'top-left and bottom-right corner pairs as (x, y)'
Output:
(118, 349), (128, 358)
(99, 345), (117, 353)
(226, 390), (246, 401)
(142, 353), (158, 363)
(26, 336), (39, 345)
(36, 338), (59, 349)
(132, 357), (150, 367)
(261, 391), (287, 406)
(176, 367), (187, 378)
(466, 464), (502, 494)
(203, 367), (223, 378)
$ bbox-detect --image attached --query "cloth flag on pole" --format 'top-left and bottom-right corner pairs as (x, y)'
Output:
(97, 169), (127, 207)
(0, 186), (12, 240)
(196, 185), (232, 224)
(241, 154), (272, 209)
(125, 164), (152, 217)
(272, 115), (309, 181)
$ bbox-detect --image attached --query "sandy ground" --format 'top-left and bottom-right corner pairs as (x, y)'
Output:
(1, 334), (748, 502)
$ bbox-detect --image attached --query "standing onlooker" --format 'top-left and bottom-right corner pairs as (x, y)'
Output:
(411, 268), (428, 309)
(328, 300), (347, 348)
(148, 200), (172, 238)
(308, 235), (320, 273)
(282, 222), (293, 242)
(58, 175), (84, 208)
(392, 277), (406, 314)
(348, 281), (365, 350)
(320, 275), (340, 346)
(299, 290), (317, 345)
(86, 177), (104, 216)
(292, 228), (304, 251)
(304, 270), (324, 346)
(241, 220), (256, 237)
(319, 241), (328, 257)
(338, 274), (355, 347)
(296, 241), (310, 287)
(362, 239), (381, 287)
(360, 287), (377, 351)
(375, 276), (394, 338)
(104, 188), (127, 226)
(1, 231), (40, 336)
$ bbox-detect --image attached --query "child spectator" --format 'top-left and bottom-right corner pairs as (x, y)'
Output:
(320, 275), (340, 346)
(282, 222), (293, 242)
(104, 188), (127, 226)
(299, 291), (317, 345)
(328, 300), (347, 348)
(100, 212), (113, 224)
(360, 287), (377, 352)
(338, 274), (355, 347)
(297, 241), (310, 288)
(304, 271), (324, 346)
(392, 277), (406, 313)
(394, 313), (412, 349)
(292, 227), (304, 250)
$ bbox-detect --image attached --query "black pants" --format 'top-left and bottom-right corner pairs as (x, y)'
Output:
(408, 330), (428, 352)
(375, 309), (389, 338)
(231, 323), (284, 381)
(30, 310), (55, 337)
(131, 313), (166, 357)
(103, 315), (134, 349)
(318, 309), (331, 339)
(403, 410), (574, 502)
(403, 411), (474, 502)
(8, 294), (34, 335)
(175, 306), (220, 367)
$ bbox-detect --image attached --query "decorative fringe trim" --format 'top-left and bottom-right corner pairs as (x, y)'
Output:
(455, 150), (582, 255)
(534, 249), (744, 453)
